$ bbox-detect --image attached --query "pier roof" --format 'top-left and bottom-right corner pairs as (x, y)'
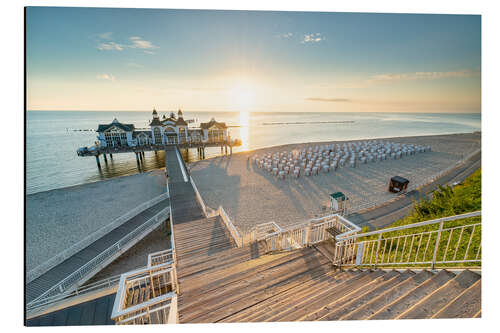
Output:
(200, 119), (227, 129)
(97, 119), (135, 132)
(176, 117), (188, 126)
(150, 118), (162, 126)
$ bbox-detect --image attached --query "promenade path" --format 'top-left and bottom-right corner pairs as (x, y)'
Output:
(26, 198), (170, 304)
(348, 151), (481, 230)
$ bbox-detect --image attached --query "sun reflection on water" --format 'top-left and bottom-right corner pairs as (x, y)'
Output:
(239, 111), (249, 151)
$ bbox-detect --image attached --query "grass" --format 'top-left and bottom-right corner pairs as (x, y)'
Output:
(355, 169), (481, 268)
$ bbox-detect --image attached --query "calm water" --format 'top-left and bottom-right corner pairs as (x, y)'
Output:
(26, 111), (481, 194)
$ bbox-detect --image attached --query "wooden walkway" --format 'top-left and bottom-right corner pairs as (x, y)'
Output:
(26, 198), (169, 304)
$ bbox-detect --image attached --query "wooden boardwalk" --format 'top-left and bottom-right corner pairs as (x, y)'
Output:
(26, 198), (169, 304)
(26, 146), (481, 325)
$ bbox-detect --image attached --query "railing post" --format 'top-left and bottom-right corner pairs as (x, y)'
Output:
(374, 233), (382, 269)
(305, 222), (312, 246)
(431, 220), (444, 270)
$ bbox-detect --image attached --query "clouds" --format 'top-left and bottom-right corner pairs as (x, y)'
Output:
(97, 41), (124, 51)
(276, 32), (325, 44)
(129, 36), (159, 50)
(302, 33), (325, 43)
(96, 74), (115, 82)
(370, 70), (480, 81)
(95, 33), (158, 53)
(277, 32), (293, 38)
(97, 32), (113, 40)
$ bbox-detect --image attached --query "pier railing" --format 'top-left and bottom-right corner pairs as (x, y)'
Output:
(331, 211), (481, 269)
(27, 206), (171, 309)
(27, 193), (168, 284)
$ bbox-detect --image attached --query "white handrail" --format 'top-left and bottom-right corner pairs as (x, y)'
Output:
(190, 175), (208, 217)
(217, 206), (242, 247)
(337, 211), (481, 241)
(332, 211), (481, 269)
(27, 193), (168, 283)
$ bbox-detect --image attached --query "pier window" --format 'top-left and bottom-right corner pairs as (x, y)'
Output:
(153, 127), (162, 144)
(208, 129), (223, 143)
(104, 131), (128, 147)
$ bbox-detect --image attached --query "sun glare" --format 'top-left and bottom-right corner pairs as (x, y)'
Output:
(229, 81), (256, 112)
(239, 111), (249, 151)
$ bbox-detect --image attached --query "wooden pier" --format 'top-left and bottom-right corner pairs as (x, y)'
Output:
(78, 140), (240, 168)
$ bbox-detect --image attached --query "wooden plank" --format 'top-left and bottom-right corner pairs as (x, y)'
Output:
(179, 250), (330, 323)
(339, 268), (451, 320)
(224, 269), (353, 323)
(432, 279), (481, 319)
(398, 270), (481, 319)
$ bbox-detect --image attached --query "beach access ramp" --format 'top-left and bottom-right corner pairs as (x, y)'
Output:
(26, 196), (170, 308)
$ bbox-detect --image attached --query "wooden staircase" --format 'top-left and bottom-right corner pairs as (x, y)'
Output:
(174, 235), (481, 323)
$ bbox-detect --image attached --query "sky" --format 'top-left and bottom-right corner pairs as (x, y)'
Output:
(26, 7), (481, 113)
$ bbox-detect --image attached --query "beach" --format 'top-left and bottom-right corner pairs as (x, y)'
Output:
(190, 132), (481, 233)
(26, 169), (166, 272)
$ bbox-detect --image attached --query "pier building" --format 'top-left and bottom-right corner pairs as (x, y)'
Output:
(96, 109), (228, 148)
(77, 108), (240, 167)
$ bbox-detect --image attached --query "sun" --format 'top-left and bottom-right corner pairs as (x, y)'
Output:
(229, 81), (256, 112)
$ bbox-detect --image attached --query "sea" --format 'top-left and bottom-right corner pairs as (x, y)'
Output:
(26, 111), (481, 195)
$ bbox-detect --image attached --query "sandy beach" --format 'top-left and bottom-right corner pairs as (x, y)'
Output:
(26, 169), (166, 272)
(190, 132), (481, 233)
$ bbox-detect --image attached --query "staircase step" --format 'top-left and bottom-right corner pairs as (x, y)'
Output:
(341, 269), (443, 320)
(220, 269), (346, 323)
(368, 269), (453, 320)
(308, 270), (412, 321)
(276, 270), (389, 322)
(398, 270), (481, 319)
(179, 248), (324, 308)
(432, 278), (481, 319)
(246, 270), (360, 323)
(191, 259), (332, 323)
(179, 249), (329, 323)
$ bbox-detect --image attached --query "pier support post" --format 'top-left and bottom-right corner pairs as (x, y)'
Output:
(95, 155), (101, 168)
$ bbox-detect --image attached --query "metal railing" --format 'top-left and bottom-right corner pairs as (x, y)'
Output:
(331, 211), (481, 269)
(111, 261), (177, 325)
(27, 193), (168, 283)
(241, 213), (362, 253)
(27, 207), (171, 308)
(26, 273), (123, 316)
